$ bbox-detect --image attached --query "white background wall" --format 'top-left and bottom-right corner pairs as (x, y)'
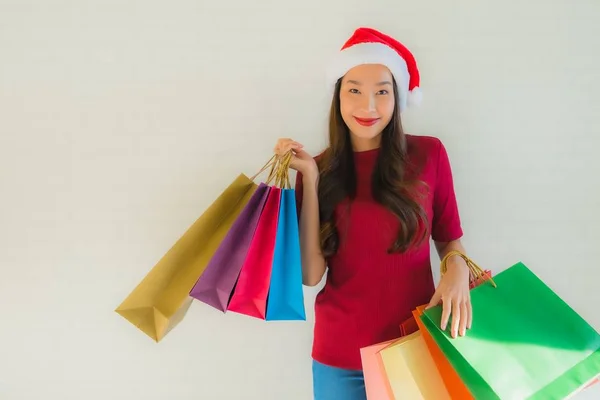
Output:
(1, 0), (599, 399)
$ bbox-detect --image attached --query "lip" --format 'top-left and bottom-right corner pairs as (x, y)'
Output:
(353, 116), (380, 126)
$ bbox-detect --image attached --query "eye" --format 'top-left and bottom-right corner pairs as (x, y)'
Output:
(349, 88), (360, 94)
(377, 89), (389, 95)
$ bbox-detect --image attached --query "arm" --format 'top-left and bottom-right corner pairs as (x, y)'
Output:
(296, 170), (327, 286)
(428, 138), (471, 337)
(431, 139), (469, 273)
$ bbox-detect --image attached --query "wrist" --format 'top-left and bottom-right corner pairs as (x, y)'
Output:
(302, 167), (319, 186)
(445, 255), (469, 272)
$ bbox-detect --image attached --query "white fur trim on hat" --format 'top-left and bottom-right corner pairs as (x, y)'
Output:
(326, 42), (411, 112)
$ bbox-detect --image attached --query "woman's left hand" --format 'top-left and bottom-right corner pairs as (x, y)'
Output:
(426, 256), (472, 338)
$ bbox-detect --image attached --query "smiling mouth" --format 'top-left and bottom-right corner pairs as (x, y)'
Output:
(353, 117), (380, 126)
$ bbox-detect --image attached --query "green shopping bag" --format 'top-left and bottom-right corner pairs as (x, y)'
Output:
(421, 261), (600, 400)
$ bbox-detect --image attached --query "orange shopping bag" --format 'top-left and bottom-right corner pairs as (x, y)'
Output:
(397, 251), (495, 398)
(413, 304), (473, 399)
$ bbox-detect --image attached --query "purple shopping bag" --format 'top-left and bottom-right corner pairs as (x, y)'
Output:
(189, 183), (270, 311)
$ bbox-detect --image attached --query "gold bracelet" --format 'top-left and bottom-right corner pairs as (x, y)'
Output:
(441, 250), (497, 288)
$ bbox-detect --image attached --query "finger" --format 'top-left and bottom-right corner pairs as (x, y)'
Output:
(466, 299), (473, 330)
(426, 289), (441, 309)
(450, 300), (460, 338)
(283, 142), (303, 154)
(274, 142), (299, 156)
(440, 297), (451, 331)
(274, 138), (289, 150)
(459, 300), (468, 336)
(274, 138), (298, 151)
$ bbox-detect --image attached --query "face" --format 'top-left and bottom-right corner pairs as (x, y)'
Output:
(339, 64), (395, 149)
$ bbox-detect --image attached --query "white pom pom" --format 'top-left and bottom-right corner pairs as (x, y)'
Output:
(407, 87), (423, 107)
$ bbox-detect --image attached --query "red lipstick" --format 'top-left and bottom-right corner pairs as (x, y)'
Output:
(353, 117), (380, 126)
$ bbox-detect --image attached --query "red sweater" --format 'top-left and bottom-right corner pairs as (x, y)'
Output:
(295, 134), (463, 370)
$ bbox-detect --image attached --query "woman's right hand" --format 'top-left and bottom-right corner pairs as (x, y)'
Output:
(274, 138), (318, 178)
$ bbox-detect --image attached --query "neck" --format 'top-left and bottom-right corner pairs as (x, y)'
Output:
(350, 134), (381, 152)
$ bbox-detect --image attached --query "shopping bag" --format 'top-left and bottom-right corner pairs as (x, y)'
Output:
(378, 331), (451, 399)
(413, 304), (474, 399)
(400, 250), (494, 337)
(420, 261), (600, 400)
(265, 174), (306, 321)
(226, 186), (282, 319)
(399, 313), (419, 337)
(115, 174), (259, 341)
(360, 340), (396, 400)
(188, 183), (271, 311)
(398, 253), (493, 398)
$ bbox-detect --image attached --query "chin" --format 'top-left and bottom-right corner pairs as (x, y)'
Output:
(347, 123), (383, 140)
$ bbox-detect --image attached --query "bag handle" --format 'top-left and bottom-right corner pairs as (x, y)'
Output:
(250, 154), (277, 181)
(273, 151), (293, 189)
(249, 151), (293, 189)
(440, 250), (497, 288)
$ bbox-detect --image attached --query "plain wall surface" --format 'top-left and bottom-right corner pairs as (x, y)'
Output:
(1, 0), (599, 399)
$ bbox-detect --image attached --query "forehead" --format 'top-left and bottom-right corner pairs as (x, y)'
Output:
(343, 64), (394, 84)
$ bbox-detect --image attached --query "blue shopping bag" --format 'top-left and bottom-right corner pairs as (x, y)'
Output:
(265, 188), (306, 321)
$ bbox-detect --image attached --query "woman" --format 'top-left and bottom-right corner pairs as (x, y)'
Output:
(274, 27), (472, 400)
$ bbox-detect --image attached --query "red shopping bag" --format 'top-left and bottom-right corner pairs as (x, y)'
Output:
(226, 187), (282, 319)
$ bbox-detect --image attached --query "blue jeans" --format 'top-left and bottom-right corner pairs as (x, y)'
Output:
(312, 360), (367, 400)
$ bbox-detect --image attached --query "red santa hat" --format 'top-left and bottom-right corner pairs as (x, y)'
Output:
(326, 27), (422, 112)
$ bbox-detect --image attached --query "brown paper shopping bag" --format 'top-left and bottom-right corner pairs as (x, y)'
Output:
(115, 160), (277, 341)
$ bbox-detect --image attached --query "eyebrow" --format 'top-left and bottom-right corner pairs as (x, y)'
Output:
(346, 79), (392, 86)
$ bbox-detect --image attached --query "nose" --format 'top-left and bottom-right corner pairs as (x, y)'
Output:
(361, 93), (376, 112)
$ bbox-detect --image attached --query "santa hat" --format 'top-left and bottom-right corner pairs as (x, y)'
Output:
(326, 27), (422, 112)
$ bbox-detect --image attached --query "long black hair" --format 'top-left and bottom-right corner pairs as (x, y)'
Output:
(316, 77), (429, 258)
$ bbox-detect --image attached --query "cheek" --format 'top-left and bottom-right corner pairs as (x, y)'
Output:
(378, 97), (395, 120)
(339, 95), (356, 122)
(340, 94), (354, 112)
